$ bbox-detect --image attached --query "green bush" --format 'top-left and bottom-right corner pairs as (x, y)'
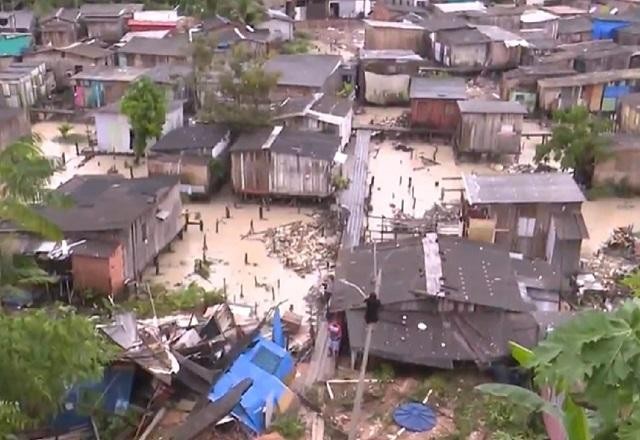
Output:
(270, 413), (305, 439)
(120, 282), (224, 317)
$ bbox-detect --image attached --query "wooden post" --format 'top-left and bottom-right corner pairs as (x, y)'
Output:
(348, 270), (381, 440)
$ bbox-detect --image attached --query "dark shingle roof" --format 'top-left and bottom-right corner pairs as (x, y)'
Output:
(0, 10), (34, 31)
(332, 235), (552, 313)
(35, 175), (179, 232)
(150, 124), (229, 153)
(410, 77), (467, 99)
(230, 127), (341, 161)
(557, 16), (592, 34)
(264, 54), (341, 88)
(346, 307), (540, 368)
(311, 94), (352, 117)
(462, 173), (585, 204)
(117, 36), (191, 57)
(60, 41), (112, 59)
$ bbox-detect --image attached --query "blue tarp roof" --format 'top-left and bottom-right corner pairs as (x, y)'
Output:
(592, 18), (630, 39)
(209, 336), (294, 434)
(52, 363), (135, 432)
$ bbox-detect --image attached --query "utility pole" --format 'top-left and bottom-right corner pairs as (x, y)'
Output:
(348, 268), (381, 440)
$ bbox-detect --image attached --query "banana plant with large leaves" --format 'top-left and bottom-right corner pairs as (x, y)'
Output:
(477, 301), (640, 440)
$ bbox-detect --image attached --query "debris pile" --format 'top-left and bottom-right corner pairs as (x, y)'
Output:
(506, 163), (557, 174)
(577, 226), (640, 309)
(92, 301), (310, 440)
(605, 225), (637, 255)
(261, 211), (340, 275)
(368, 111), (410, 128)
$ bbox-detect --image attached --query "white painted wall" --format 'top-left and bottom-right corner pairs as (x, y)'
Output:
(332, 0), (372, 18)
(256, 19), (294, 41)
(95, 104), (184, 154)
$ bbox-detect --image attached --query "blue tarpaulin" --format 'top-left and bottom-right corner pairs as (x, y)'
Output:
(52, 364), (135, 432)
(209, 336), (295, 433)
(393, 402), (437, 432)
(272, 307), (285, 348)
(592, 18), (630, 39)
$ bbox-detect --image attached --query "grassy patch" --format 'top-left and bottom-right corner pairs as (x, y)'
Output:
(117, 282), (225, 318)
(269, 413), (305, 440)
(280, 38), (312, 54)
(52, 133), (86, 145)
(588, 178), (639, 199)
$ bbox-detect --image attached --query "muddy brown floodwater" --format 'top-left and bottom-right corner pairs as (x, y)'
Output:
(142, 188), (320, 317)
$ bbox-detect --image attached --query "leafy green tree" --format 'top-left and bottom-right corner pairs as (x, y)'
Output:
(199, 46), (279, 130)
(0, 135), (66, 240)
(0, 308), (113, 436)
(535, 106), (612, 188)
(477, 300), (640, 440)
(120, 77), (167, 164)
(219, 0), (265, 25)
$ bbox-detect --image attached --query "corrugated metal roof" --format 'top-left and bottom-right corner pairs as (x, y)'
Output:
(520, 9), (558, 23)
(552, 212), (589, 240)
(339, 130), (370, 250)
(474, 24), (529, 45)
(363, 19), (424, 30)
(437, 27), (490, 45)
(264, 54), (341, 88)
(462, 173), (585, 204)
(230, 127), (341, 161)
(538, 68), (640, 88)
(457, 99), (528, 114)
(360, 49), (423, 60)
(409, 77), (467, 99)
(433, 1), (486, 13)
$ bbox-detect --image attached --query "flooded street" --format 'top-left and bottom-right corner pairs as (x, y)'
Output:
(142, 189), (320, 317)
(31, 111), (640, 315)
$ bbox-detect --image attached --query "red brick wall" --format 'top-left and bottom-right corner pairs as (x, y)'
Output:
(72, 244), (125, 295)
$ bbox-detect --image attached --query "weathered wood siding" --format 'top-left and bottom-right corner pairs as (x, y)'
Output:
(482, 201), (582, 261)
(364, 26), (426, 55)
(86, 19), (127, 43)
(148, 155), (212, 193)
(23, 50), (113, 87)
(231, 151), (333, 197)
(121, 53), (189, 68)
(618, 100), (640, 133)
(456, 112), (523, 154)
(486, 43), (521, 70)
(71, 244), (125, 295)
(410, 98), (459, 131)
(444, 43), (487, 68)
(594, 149), (640, 190)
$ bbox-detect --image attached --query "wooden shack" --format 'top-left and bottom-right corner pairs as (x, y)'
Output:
(593, 133), (640, 190)
(500, 65), (576, 112)
(520, 9), (559, 38)
(617, 92), (640, 133)
(464, 6), (525, 31)
(615, 24), (640, 47)
(574, 46), (634, 73)
(80, 3), (143, 43)
(455, 100), (527, 157)
(409, 77), (466, 131)
(358, 49), (425, 105)
(432, 27), (490, 68)
(537, 69), (640, 114)
(462, 173), (587, 278)
(556, 16), (592, 44)
(39, 8), (83, 47)
(230, 127), (341, 199)
(363, 19), (426, 55)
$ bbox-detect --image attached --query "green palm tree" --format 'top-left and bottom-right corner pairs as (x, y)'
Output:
(0, 135), (67, 297)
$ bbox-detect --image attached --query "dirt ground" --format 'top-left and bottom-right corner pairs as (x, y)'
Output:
(305, 20), (364, 59)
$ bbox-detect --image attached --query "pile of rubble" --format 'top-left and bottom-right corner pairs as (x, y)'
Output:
(368, 111), (410, 128)
(577, 226), (640, 309)
(506, 163), (557, 174)
(261, 211), (340, 275)
(95, 301), (312, 440)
